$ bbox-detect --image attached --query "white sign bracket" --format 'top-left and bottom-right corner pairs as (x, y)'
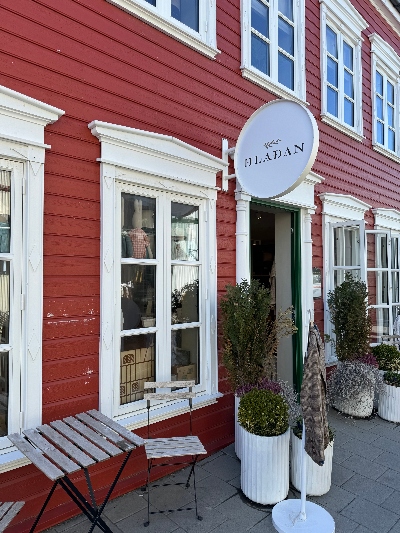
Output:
(221, 138), (236, 191)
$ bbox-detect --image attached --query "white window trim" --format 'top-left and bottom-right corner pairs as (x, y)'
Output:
(320, 0), (368, 141)
(88, 120), (225, 425)
(320, 193), (371, 364)
(106, 0), (219, 59)
(369, 33), (400, 163)
(0, 85), (64, 472)
(240, 0), (307, 104)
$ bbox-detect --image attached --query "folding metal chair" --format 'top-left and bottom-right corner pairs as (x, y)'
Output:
(143, 381), (207, 527)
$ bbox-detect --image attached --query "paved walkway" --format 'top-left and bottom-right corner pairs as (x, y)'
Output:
(44, 410), (400, 533)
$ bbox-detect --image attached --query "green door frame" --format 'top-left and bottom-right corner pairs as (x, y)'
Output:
(250, 199), (303, 393)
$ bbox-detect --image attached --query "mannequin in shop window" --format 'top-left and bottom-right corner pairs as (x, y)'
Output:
(128, 199), (153, 259)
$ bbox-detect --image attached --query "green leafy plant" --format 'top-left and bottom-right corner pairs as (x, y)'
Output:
(292, 417), (335, 443)
(220, 279), (297, 390)
(372, 344), (400, 372)
(238, 388), (289, 437)
(383, 371), (400, 387)
(326, 273), (372, 361)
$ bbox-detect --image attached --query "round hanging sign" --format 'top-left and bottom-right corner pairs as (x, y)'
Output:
(234, 99), (319, 199)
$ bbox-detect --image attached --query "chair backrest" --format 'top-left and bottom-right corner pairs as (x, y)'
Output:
(144, 381), (196, 439)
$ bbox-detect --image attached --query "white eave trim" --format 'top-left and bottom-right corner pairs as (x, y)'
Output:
(319, 0), (368, 33)
(106, 0), (220, 59)
(369, 33), (400, 74)
(373, 208), (400, 232)
(319, 192), (371, 218)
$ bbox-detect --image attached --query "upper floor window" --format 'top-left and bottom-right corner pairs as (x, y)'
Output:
(241, 0), (306, 102)
(370, 33), (400, 163)
(320, 0), (368, 141)
(107, 0), (218, 59)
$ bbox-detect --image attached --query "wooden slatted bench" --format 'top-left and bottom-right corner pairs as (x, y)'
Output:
(0, 502), (24, 532)
(8, 410), (144, 533)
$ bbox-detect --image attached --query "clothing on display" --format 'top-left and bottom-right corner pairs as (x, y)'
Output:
(129, 228), (152, 259)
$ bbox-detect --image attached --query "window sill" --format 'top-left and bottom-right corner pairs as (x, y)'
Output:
(106, 0), (220, 59)
(116, 391), (223, 431)
(241, 66), (307, 106)
(321, 114), (364, 142)
(373, 143), (400, 164)
(0, 447), (30, 474)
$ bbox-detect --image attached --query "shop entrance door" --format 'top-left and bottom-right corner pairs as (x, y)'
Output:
(250, 202), (302, 389)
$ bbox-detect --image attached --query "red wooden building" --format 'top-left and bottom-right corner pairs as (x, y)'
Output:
(0, 0), (399, 530)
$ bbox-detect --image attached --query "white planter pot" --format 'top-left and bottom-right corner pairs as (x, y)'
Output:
(290, 430), (333, 496)
(241, 427), (290, 505)
(334, 389), (373, 418)
(378, 383), (400, 422)
(235, 395), (242, 460)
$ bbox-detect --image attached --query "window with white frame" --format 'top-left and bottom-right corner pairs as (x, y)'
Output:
(370, 33), (400, 163)
(89, 121), (225, 424)
(0, 85), (63, 469)
(106, 0), (218, 59)
(240, 0), (306, 102)
(320, 0), (367, 141)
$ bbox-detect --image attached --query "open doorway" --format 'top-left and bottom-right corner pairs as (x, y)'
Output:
(250, 203), (295, 386)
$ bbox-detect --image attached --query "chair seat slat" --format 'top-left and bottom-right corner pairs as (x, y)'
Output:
(8, 434), (64, 481)
(50, 420), (109, 462)
(37, 425), (95, 468)
(144, 392), (196, 400)
(23, 429), (80, 474)
(87, 410), (145, 447)
(144, 381), (195, 389)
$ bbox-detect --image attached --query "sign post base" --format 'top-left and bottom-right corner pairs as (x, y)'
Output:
(272, 500), (335, 532)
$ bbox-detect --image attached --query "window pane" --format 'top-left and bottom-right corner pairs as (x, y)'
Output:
(251, 34), (270, 75)
(376, 271), (389, 304)
(377, 234), (388, 268)
(326, 26), (337, 58)
(376, 96), (383, 120)
(252, 0), (269, 38)
(278, 0), (293, 20)
(370, 308), (389, 341)
(376, 121), (384, 145)
(121, 265), (156, 330)
(376, 72), (383, 95)
(391, 238), (399, 270)
(145, 0), (156, 4)
(171, 328), (199, 384)
(392, 272), (399, 303)
(388, 129), (395, 152)
(0, 351), (8, 437)
(327, 57), (338, 87)
(387, 105), (394, 128)
(278, 18), (294, 55)
(344, 70), (353, 98)
(0, 171), (11, 254)
(171, 266), (199, 324)
(343, 42), (353, 70)
(120, 334), (155, 404)
(171, 0), (199, 32)
(327, 86), (338, 117)
(344, 98), (354, 127)
(171, 203), (199, 261)
(334, 226), (360, 267)
(387, 81), (394, 104)
(278, 52), (294, 90)
(334, 269), (360, 287)
(0, 262), (10, 344)
(121, 193), (155, 259)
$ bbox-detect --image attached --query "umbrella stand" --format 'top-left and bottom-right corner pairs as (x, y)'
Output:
(271, 422), (335, 532)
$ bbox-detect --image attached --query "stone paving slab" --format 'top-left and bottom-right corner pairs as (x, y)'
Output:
(43, 411), (400, 533)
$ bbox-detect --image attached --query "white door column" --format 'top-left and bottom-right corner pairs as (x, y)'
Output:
(235, 188), (251, 283)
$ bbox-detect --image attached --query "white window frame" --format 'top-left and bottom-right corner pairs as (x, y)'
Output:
(89, 120), (225, 429)
(106, 0), (219, 59)
(369, 33), (400, 164)
(0, 85), (64, 472)
(240, 0), (306, 103)
(320, 0), (368, 142)
(320, 193), (370, 363)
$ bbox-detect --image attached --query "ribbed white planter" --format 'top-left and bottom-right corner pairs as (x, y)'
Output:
(334, 389), (373, 418)
(241, 427), (290, 505)
(290, 430), (333, 496)
(378, 383), (400, 422)
(235, 395), (242, 460)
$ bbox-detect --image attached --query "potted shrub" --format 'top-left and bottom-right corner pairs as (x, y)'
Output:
(290, 419), (334, 496)
(378, 371), (400, 422)
(238, 388), (290, 505)
(326, 273), (382, 417)
(220, 279), (297, 458)
(372, 344), (400, 372)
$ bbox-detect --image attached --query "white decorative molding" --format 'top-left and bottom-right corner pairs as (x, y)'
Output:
(369, 33), (400, 75)
(29, 245), (41, 272)
(319, 192), (371, 220)
(369, 0), (400, 37)
(372, 144), (400, 164)
(319, 0), (368, 34)
(275, 171), (324, 210)
(320, 114), (365, 142)
(106, 0), (219, 59)
(27, 331), (41, 361)
(373, 208), (400, 232)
